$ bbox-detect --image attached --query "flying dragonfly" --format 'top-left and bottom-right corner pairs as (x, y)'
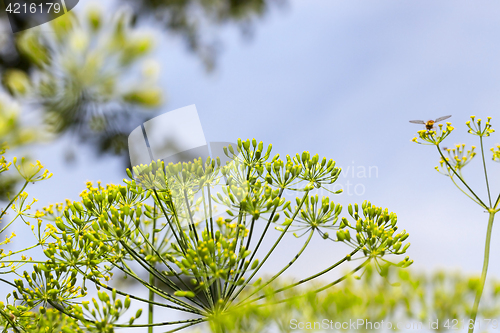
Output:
(409, 115), (451, 131)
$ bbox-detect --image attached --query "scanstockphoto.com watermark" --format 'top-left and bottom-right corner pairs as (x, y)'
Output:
(313, 161), (379, 197)
(290, 318), (500, 331)
(277, 161), (379, 198)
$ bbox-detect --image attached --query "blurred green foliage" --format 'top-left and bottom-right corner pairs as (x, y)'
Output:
(198, 265), (500, 333)
(124, 0), (285, 69)
(0, 0), (283, 72)
(0, 93), (41, 200)
(0, 94), (37, 148)
(0, 0), (284, 160)
(2, 7), (163, 158)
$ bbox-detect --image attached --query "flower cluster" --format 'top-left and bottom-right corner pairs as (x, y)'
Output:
(282, 195), (342, 238)
(466, 116), (495, 137)
(343, 201), (412, 270)
(71, 291), (137, 332)
(12, 157), (52, 183)
(492, 145), (500, 162)
(15, 139), (410, 332)
(436, 144), (477, 175)
(13, 265), (84, 309)
(411, 122), (454, 145)
(0, 146), (52, 276)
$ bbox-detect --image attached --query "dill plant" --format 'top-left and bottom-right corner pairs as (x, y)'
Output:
(12, 139), (411, 332)
(0, 144), (53, 332)
(412, 116), (500, 333)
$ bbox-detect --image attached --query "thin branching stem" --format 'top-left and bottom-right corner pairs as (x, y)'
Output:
(227, 187), (285, 298)
(436, 145), (487, 209)
(0, 182), (28, 222)
(469, 211), (496, 333)
(88, 276), (196, 313)
(447, 172), (482, 206)
(228, 189), (311, 304)
(162, 319), (206, 333)
(132, 222), (188, 292)
(148, 203), (158, 333)
(153, 190), (187, 255)
(239, 247), (362, 307)
(479, 136), (493, 207)
(235, 228), (315, 305)
(116, 245), (205, 312)
(259, 259), (370, 307)
(115, 317), (204, 328)
(0, 307), (21, 333)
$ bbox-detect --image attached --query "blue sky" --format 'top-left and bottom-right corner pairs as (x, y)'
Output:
(22, 0), (500, 285)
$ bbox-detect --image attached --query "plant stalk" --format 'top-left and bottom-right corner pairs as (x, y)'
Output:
(148, 203), (158, 333)
(479, 136), (492, 207)
(469, 211), (495, 333)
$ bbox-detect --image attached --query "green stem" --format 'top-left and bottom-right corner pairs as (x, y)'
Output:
(0, 308), (21, 333)
(207, 186), (215, 240)
(120, 241), (178, 291)
(227, 190), (310, 304)
(468, 211), (495, 333)
(162, 319), (205, 333)
(223, 211), (245, 295)
(148, 203), (158, 333)
(447, 173), (482, 206)
(226, 188), (285, 298)
(239, 248), (361, 307)
(494, 193), (500, 211)
(73, 266), (196, 313)
(201, 187), (217, 307)
(112, 265), (201, 314)
(479, 136), (492, 207)
(183, 189), (199, 244)
(223, 215), (253, 298)
(236, 229), (315, 305)
(114, 318), (205, 328)
(132, 222), (187, 292)
(47, 300), (98, 328)
(0, 181), (28, 221)
(153, 190), (187, 255)
(436, 145), (487, 209)
(201, 186), (211, 238)
(0, 213), (21, 235)
(0, 278), (16, 287)
(258, 259), (370, 307)
(0, 260), (46, 264)
(117, 243), (205, 311)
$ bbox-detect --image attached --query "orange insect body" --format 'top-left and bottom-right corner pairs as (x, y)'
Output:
(425, 120), (436, 131)
(409, 115), (451, 131)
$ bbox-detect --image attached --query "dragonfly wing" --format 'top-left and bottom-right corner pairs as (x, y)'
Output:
(435, 115), (451, 123)
(409, 120), (426, 124)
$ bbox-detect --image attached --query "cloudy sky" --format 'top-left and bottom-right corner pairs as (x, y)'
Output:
(22, 0), (500, 288)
